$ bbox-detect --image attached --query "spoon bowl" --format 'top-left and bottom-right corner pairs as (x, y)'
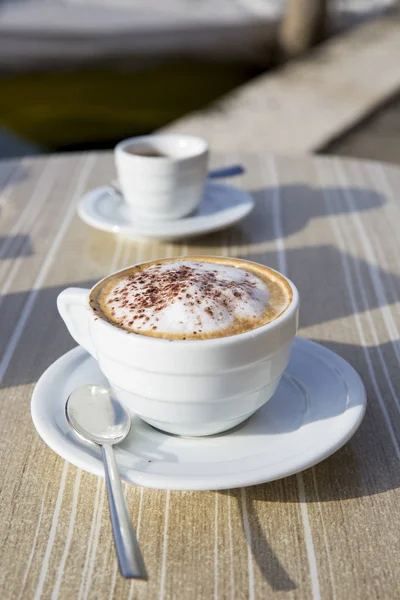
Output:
(66, 384), (131, 446)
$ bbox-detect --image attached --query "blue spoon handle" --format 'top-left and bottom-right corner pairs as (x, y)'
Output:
(208, 164), (245, 179)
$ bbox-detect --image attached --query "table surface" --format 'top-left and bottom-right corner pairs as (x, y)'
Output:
(1, 151), (400, 600)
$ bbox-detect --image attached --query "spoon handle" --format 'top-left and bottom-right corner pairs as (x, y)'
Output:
(207, 164), (245, 179)
(101, 443), (147, 579)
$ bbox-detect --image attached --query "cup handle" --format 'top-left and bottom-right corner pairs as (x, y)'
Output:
(57, 288), (97, 358)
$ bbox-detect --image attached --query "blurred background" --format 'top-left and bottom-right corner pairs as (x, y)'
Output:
(0, 0), (399, 163)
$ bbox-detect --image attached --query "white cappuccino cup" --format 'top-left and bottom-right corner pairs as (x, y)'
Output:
(57, 257), (299, 437)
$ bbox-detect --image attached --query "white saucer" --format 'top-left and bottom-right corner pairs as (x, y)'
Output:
(31, 338), (366, 491)
(78, 182), (254, 241)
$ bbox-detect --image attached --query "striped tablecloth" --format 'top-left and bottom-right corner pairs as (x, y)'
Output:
(1, 152), (399, 600)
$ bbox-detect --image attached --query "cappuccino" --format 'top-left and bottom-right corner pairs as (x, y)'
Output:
(91, 257), (292, 340)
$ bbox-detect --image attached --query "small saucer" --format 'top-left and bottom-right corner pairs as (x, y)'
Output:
(78, 182), (254, 241)
(31, 338), (366, 491)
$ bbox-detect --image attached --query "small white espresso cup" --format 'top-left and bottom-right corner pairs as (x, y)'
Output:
(57, 258), (299, 436)
(114, 134), (209, 221)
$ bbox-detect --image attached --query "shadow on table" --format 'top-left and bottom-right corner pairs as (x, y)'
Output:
(0, 161), (30, 238)
(0, 160), (27, 186)
(168, 184), (386, 250)
(0, 278), (98, 391)
(218, 334), (400, 589)
(219, 487), (298, 591)
(0, 234), (33, 259)
(0, 162), (33, 259)
(305, 337), (400, 501)
(248, 183), (385, 244)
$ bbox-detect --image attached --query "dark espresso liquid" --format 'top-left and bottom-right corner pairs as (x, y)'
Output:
(125, 145), (168, 158)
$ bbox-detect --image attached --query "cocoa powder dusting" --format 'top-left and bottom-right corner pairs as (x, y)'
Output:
(108, 265), (257, 325)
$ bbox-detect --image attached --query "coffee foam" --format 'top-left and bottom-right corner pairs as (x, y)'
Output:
(95, 259), (291, 339)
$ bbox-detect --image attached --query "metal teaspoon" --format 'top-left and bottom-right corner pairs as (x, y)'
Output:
(66, 385), (147, 579)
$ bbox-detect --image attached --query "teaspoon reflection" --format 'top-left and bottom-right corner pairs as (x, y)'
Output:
(66, 385), (147, 580)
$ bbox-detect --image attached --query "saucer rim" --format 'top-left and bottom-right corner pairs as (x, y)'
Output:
(31, 338), (366, 490)
(78, 181), (254, 240)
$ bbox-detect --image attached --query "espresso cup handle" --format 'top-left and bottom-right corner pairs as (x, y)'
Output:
(57, 288), (97, 358)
